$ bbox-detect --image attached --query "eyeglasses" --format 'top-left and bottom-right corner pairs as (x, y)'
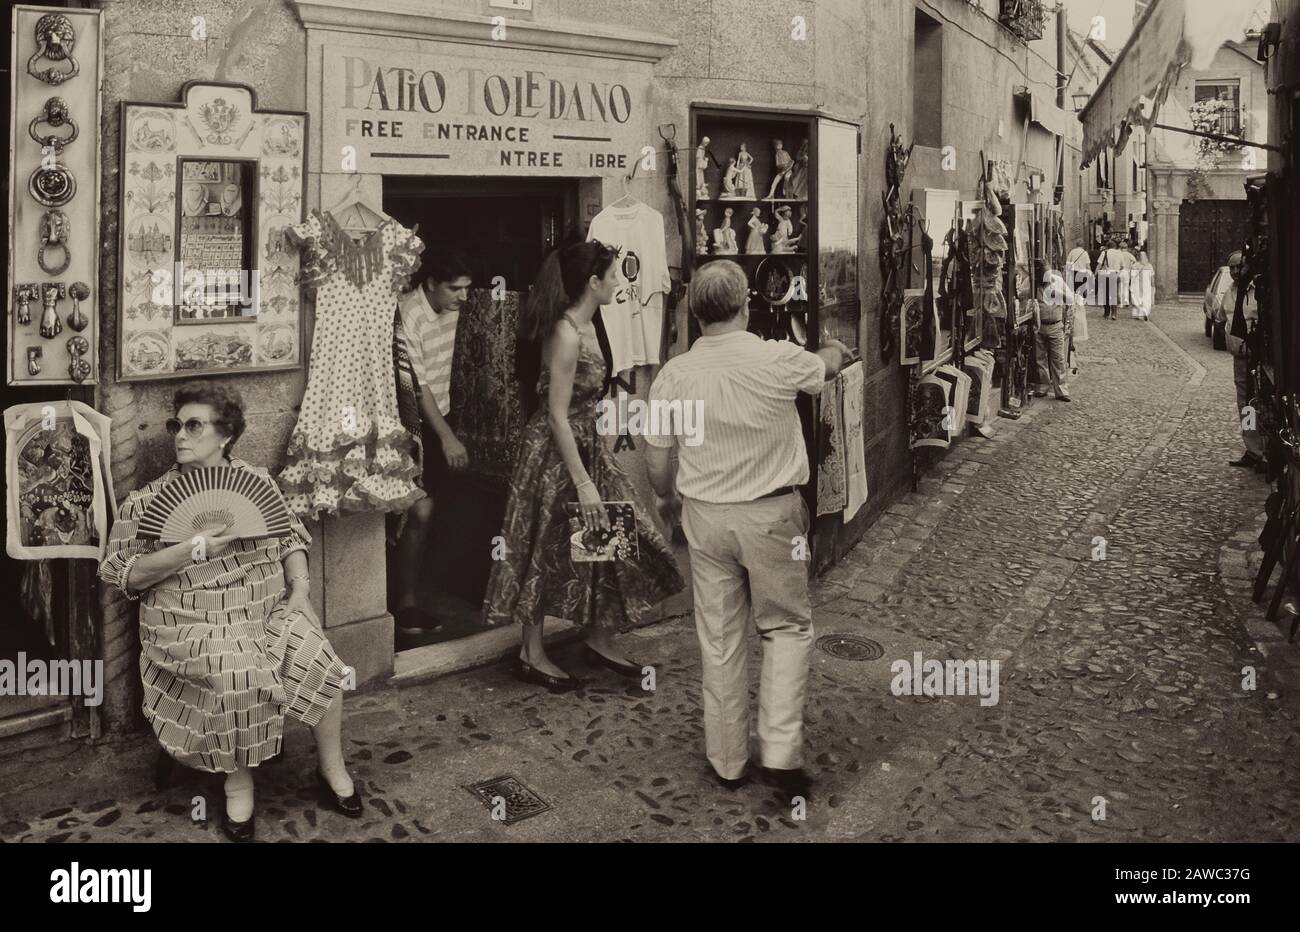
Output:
(165, 417), (214, 438)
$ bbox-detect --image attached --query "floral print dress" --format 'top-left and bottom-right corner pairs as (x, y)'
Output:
(483, 319), (684, 631)
(279, 209), (426, 517)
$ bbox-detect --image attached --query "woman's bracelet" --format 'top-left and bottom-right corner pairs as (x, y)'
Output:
(576, 479), (595, 491)
(288, 573), (310, 589)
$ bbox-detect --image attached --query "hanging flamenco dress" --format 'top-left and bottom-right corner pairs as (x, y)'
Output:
(279, 208), (426, 517)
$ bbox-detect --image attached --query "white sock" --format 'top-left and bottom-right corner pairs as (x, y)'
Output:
(224, 768), (255, 822)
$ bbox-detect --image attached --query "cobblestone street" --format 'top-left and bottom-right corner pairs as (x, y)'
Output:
(3, 300), (1298, 843)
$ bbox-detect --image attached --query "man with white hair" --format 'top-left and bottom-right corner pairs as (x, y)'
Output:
(643, 260), (849, 799)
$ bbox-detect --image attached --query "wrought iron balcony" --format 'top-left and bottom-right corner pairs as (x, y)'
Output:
(1000, 0), (1045, 42)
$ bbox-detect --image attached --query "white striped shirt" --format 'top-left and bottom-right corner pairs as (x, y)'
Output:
(398, 286), (459, 417)
(644, 330), (826, 503)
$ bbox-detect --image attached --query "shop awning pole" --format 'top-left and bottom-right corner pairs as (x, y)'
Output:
(1150, 122), (1283, 152)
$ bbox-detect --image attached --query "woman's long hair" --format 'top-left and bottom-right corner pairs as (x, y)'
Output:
(516, 241), (617, 418)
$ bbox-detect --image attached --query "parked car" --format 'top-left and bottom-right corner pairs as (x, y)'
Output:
(1202, 265), (1233, 348)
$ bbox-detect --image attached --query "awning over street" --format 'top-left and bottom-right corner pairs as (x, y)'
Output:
(1027, 91), (1069, 138)
(1078, 0), (1261, 166)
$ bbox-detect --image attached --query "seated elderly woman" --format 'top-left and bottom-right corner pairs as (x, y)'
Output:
(98, 382), (361, 842)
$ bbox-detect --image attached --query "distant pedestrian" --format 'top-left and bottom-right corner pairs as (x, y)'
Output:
(1099, 236), (1135, 320)
(1130, 251), (1154, 321)
(1035, 271), (1072, 402)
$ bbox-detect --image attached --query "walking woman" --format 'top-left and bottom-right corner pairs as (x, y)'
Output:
(484, 241), (685, 691)
(1131, 251), (1155, 320)
(99, 383), (362, 842)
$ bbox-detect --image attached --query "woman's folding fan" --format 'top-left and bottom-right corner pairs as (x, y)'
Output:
(135, 466), (293, 542)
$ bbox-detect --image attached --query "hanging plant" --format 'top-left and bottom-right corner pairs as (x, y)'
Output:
(1188, 98), (1247, 162)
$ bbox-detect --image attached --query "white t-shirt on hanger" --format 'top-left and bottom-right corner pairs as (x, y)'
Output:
(588, 201), (671, 375)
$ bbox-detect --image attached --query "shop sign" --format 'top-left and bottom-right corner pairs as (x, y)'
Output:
(320, 41), (650, 176)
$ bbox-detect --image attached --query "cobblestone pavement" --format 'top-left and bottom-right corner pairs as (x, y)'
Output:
(2, 301), (1297, 843)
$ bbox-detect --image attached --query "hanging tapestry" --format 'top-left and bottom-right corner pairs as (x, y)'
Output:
(449, 287), (525, 481)
(5, 400), (114, 560)
(816, 373), (847, 516)
(841, 361), (868, 520)
(899, 288), (924, 366)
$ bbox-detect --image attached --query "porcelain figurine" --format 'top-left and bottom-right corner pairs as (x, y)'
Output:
(734, 144), (755, 199)
(713, 207), (738, 254)
(766, 139), (793, 200)
(720, 157), (739, 199)
(696, 136), (710, 200)
(696, 208), (710, 255)
(745, 207), (768, 255)
(770, 205), (800, 253)
(787, 138), (810, 200)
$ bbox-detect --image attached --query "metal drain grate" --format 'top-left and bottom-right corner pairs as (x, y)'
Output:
(464, 774), (552, 824)
(816, 634), (884, 661)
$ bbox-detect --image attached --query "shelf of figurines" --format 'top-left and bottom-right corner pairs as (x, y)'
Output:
(697, 198), (808, 204)
(694, 201), (808, 257)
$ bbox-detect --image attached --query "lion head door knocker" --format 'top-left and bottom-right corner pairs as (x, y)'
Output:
(29, 97), (78, 208)
(68, 282), (91, 332)
(39, 282), (66, 339)
(28, 14), (80, 85)
(14, 284), (39, 326)
(66, 336), (91, 383)
(38, 209), (71, 275)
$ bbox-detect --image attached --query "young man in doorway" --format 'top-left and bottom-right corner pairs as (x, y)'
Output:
(393, 252), (473, 634)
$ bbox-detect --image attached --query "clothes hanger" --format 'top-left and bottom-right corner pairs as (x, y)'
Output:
(325, 175), (393, 236)
(607, 167), (641, 209)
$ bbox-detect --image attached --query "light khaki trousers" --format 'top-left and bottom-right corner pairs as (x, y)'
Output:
(681, 492), (814, 779)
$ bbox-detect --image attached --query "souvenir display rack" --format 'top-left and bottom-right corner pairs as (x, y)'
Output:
(8, 7), (104, 385)
(689, 105), (818, 348)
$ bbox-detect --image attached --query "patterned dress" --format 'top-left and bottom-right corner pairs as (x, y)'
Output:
(279, 209), (426, 517)
(483, 319), (685, 630)
(98, 459), (347, 773)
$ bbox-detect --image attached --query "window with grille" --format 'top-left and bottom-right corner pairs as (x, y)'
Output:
(1194, 80), (1241, 135)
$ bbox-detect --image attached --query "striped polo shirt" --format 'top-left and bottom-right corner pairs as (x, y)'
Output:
(398, 285), (459, 417)
(644, 330), (826, 503)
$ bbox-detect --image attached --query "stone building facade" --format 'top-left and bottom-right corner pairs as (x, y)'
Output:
(2, 0), (1076, 751)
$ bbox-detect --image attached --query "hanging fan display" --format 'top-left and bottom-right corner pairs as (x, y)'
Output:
(135, 466), (293, 542)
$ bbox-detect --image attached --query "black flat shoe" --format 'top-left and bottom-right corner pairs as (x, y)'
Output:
(514, 659), (582, 692)
(755, 766), (813, 800)
(317, 769), (364, 818)
(1229, 454), (1262, 468)
(582, 644), (643, 678)
(221, 812), (255, 843)
(709, 763), (750, 791)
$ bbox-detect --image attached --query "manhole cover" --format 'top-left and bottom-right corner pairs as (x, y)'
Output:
(464, 774), (552, 824)
(816, 634), (883, 661)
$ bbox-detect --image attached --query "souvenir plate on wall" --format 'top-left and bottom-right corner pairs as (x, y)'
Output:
(117, 81), (307, 380)
(8, 6), (104, 385)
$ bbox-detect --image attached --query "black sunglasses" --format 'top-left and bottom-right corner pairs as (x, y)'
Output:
(165, 417), (214, 438)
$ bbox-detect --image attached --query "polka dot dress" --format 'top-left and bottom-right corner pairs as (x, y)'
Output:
(278, 210), (426, 518)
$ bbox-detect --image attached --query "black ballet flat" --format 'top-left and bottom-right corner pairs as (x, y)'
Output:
(582, 645), (643, 679)
(317, 769), (365, 818)
(221, 811), (255, 843)
(514, 659), (583, 693)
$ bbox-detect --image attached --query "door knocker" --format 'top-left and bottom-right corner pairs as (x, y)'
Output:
(29, 97), (78, 152)
(14, 284), (38, 326)
(29, 159), (76, 207)
(66, 336), (91, 383)
(27, 14), (80, 86)
(26, 347), (43, 377)
(38, 210), (71, 275)
(68, 282), (91, 332)
(39, 282), (66, 339)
